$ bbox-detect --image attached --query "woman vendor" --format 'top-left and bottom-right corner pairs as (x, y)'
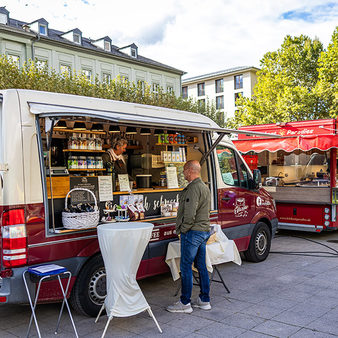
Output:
(102, 137), (128, 174)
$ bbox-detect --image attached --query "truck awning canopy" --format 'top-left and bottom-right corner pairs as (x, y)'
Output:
(28, 101), (280, 137)
(234, 119), (338, 153)
(234, 134), (338, 153)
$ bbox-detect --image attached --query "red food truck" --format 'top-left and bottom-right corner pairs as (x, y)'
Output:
(233, 118), (338, 233)
(0, 89), (277, 317)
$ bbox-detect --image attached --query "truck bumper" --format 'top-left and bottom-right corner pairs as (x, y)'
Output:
(278, 222), (324, 232)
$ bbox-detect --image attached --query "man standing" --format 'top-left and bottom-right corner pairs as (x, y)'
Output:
(167, 160), (211, 313)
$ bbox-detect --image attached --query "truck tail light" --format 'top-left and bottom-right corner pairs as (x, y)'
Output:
(1, 209), (27, 267)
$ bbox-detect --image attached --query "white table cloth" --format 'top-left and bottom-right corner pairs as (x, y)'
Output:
(96, 222), (162, 337)
(165, 224), (242, 281)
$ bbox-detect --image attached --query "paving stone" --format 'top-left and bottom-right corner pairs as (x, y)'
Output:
(195, 322), (246, 337)
(165, 315), (214, 333)
(240, 303), (286, 319)
(290, 328), (337, 337)
(252, 320), (301, 337)
(238, 330), (275, 338)
(306, 316), (338, 336)
(220, 312), (266, 330)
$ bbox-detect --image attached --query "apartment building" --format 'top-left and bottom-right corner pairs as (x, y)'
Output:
(182, 66), (259, 118)
(0, 6), (184, 96)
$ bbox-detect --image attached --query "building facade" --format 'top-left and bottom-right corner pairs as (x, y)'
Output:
(0, 7), (184, 96)
(182, 66), (259, 118)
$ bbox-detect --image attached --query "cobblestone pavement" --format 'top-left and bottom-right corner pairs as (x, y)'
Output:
(2, 230), (338, 337)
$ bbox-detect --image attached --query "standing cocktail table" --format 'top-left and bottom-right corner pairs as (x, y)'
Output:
(96, 222), (162, 337)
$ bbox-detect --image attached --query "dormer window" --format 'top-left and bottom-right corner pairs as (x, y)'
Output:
(0, 7), (9, 25)
(39, 24), (47, 36)
(0, 13), (7, 25)
(104, 40), (111, 51)
(131, 48), (137, 58)
(73, 33), (81, 44)
(118, 43), (138, 58)
(61, 28), (82, 45)
(28, 18), (49, 36)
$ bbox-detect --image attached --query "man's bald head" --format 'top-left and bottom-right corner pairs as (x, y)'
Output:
(183, 160), (201, 182)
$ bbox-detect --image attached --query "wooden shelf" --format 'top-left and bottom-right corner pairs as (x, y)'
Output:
(63, 149), (105, 153)
(155, 143), (189, 146)
(102, 144), (143, 150)
(54, 128), (106, 135)
(163, 161), (185, 164)
(68, 168), (106, 171)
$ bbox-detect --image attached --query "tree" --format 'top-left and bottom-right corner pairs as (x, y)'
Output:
(227, 34), (327, 127)
(0, 55), (221, 124)
(315, 27), (338, 117)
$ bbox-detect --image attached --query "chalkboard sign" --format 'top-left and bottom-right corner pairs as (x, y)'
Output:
(110, 190), (180, 217)
(70, 177), (99, 204)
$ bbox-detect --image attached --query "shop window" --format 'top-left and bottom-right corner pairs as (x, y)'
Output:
(217, 146), (239, 186)
(197, 82), (205, 96)
(215, 79), (224, 93)
(234, 74), (243, 89)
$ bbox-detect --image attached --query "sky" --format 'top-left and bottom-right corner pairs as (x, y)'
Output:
(1, 0), (337, 78)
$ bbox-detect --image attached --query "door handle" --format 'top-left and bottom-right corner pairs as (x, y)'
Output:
(222, 196), (231, 201)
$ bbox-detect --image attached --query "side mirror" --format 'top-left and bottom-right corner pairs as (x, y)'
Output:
(252, 169), (262, 190)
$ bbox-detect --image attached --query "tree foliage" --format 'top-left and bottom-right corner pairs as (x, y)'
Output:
(0, 55), (221, 125)
(227, 29), (337, 128)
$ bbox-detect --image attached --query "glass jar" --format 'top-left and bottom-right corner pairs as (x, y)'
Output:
(87, 156), (95, 169)
(78, 156), (87, 169)
(95, 156), (103, 169)
(95, 137), (102, 151)
(88, 134), (96, 150)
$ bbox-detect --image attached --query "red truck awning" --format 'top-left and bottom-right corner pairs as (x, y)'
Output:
(233, 119), (338, 153)
(234, 134), (338, 153)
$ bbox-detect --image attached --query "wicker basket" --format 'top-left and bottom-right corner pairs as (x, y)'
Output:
(62, 188), (100, 229)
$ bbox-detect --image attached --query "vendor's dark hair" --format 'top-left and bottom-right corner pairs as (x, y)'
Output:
(112, 137), (128, 149)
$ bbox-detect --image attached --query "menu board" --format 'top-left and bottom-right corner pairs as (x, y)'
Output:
(98, 176), (113, 201)
(118, 174), (130, 192)
(70, 177), (99, 203)
(166, 166), (179, 189)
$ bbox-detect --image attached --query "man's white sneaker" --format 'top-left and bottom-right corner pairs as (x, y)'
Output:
(166, 301), (193, 313)
(192, 297), (211, 310)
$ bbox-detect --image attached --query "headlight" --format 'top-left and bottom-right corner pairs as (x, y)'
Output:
(325, 221), (330, 226)
(325, 214), (330, 220)
(325, 208), (330, 213)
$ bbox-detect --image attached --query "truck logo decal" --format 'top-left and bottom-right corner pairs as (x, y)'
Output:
(234, 198), (248, 217)
(256, 196), (271, 207)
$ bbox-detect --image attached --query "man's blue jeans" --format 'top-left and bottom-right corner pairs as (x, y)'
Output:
(180, 230), (210, 305)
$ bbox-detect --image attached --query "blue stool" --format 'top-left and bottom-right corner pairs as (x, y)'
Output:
(23, 264), (79, 338)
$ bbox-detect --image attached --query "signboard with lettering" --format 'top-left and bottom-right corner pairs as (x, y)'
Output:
(70, 177), (99, 203)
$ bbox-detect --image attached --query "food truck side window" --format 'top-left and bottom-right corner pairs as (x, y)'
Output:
(237, 156), (250, 189)
(217, 146), (239, 186)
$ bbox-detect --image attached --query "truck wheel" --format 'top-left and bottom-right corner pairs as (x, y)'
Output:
(70, 255), (106, 317)
(244, 222), (271, 262)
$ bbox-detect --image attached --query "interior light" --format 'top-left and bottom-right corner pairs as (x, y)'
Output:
(140, 128), (151, 135)
(125, 126), (137, 135)
(109, 125), (120, 133)
(54, 120), (67, 129)
(73, 122), (86, 130)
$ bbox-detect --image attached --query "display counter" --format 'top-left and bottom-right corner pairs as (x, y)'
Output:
(264, 186), (331, 204)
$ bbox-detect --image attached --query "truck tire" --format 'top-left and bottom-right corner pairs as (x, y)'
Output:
(70, 255), (106, 317)
(244, 222), (271, 262)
